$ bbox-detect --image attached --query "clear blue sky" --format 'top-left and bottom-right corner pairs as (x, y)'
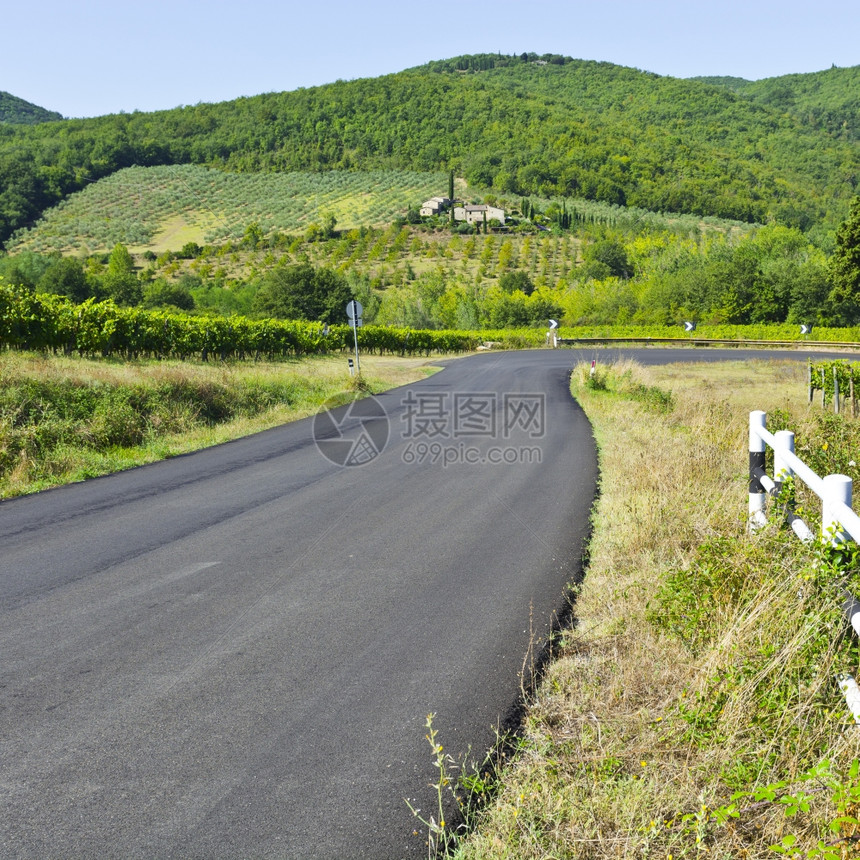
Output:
(4, 0), (858, 119)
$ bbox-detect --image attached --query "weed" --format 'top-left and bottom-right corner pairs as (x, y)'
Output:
(407, 714), (500, 859)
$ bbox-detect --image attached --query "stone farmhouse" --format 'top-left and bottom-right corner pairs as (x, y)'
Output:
(419, 196), (451, 217)
(418, 197), (507, 227)
(453, 204), (506, 226)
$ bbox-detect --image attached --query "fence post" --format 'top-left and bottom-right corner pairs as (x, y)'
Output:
(835, 366), (841, 415)
(773, 429), (795, 484)
(852, 373), (857, 418)
(837, 674), (860, 725)
(823, 474), (853, 544)
(773, 428), (794, 511)
(749, 411), (767, 528)
(808, 361), (813, 404)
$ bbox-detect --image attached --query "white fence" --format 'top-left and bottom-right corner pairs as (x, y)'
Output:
(748, 410), (860, 722)
(748, 410), (858, 544)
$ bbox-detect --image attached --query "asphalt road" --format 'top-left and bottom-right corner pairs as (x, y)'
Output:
(0, 347), (853, 859)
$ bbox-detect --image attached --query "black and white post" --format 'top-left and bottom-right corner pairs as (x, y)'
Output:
(346, 299), (363, 377)
(749, 410), (767, 527)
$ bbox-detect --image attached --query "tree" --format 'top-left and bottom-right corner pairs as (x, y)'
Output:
(252, 262), (352, 323)
(583, 239), (631, 279)
(0, 251), (54, 289)
(321, 212), (337, 239)
(829, 196), (860, 323)
(142, 278), (195, 310)
(39, 256), (90, 303)
(242, 222), (264, 249)
(498, 270), (535, 296)
(102, 243), (141, 306)
(178, 241), (202, 259)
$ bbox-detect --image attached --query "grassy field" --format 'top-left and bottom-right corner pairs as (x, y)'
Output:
(0, 352), (438, 498)
(450, 357), (860, 859)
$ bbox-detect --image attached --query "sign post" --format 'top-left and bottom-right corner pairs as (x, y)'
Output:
(548, 318), (559, 348)
(346, 300), (363, 376)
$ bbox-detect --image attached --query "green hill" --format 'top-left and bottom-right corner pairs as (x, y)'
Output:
(0, 91), (63, 125)
(1, 54), (859, 247)
(702, 65), (860, 140)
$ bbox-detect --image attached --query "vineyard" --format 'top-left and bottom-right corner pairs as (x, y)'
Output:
(0, 284), (545, 359)
(809, 358), (860, 406)
(7, 166), (453, 254)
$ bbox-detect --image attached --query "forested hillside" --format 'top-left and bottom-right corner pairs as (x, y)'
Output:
(0, 91), (63, 125)
(1, 54), (859, 247)
(701, 65), (860, 140)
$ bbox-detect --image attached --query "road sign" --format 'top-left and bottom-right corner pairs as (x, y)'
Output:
(346, 300), (363, 321)
(548, 319), (559, 330)
(800, 324), (812, 335)
(684, 321), (696, 332)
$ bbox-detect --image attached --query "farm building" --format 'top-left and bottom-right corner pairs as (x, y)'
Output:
(453, 204), (506, 225)
(419, 196), (452, 216)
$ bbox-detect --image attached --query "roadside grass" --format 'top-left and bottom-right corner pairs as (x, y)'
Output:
(0, 352), (438, 498)
(453, 358), (860, 859)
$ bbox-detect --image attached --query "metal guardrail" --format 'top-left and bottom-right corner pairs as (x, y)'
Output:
(558, 337), (860, 350)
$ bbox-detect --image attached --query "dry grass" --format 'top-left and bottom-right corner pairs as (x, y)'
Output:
(455, 358), (860, 860)
(0, 352), (439, 498)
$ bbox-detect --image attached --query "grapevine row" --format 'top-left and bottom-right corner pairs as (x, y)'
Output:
(0, 285), (541, 360)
